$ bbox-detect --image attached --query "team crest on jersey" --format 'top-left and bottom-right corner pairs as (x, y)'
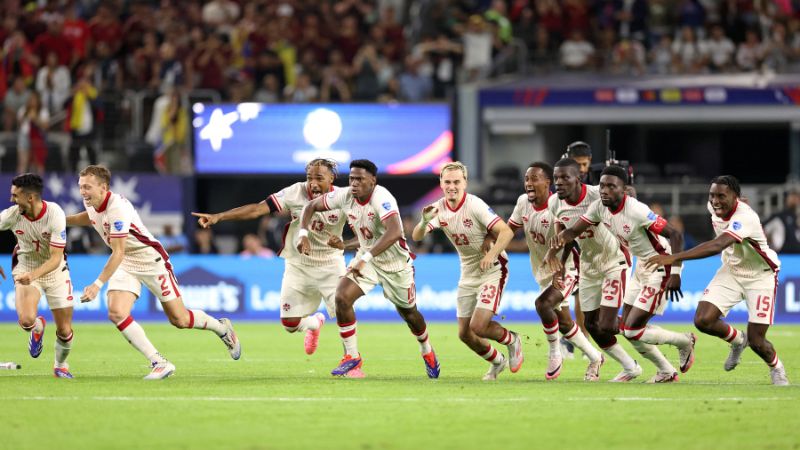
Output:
(60, 230), (66, 240)
(522, 216), (529, 223)
(382, 202), (391, 211)
(282, 303), (291, 311)
(42, 232), (51, 240)
(439, 220), (448, 227)
(328, 213), (339, 222)
(540, 218), (550, 228)
(623, 224), (631, 234)
(367, 212), (375, 220)
(647, 211), (657, 221)
(732, 221), (742, 231)
(14, 230), (23, 235)
(561, 216), (570, 222)
(463, 218), (473, 228)
(114, 220), (124, 231)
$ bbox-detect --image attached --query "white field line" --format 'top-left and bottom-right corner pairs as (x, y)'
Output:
(0, 396), (795, 403)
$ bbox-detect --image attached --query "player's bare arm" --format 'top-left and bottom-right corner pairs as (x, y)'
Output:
(480, 219), (512, 271)
(656, 221), (685, 302)
(296, 196), (327, 255)
(65, 211), (91, 226)
(327, 234), (359, 251)
(646, 232), (737, 270)
(192, 201), (271, 228)
(551, 219), (589, 251)
(15, 245), (64, 285)
(411, 205), (438, 242)
(81, 236), (126, 302)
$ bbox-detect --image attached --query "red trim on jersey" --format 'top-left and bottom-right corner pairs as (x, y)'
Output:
(426, 222), (435, 232)
(116, 316), (134, 331)
(579, 215), (597, 226)
(566, 184), (587, 206)
(771, 273), (778, 325)
(721, 200), (739, 222)
(651, 265), (671, 313)
(507, 219), (522, 228)
(276, 222), (291, 257)
(491, 256), (509, 313)
(724, 230), (743, 243)
(645, 230), (668, 256)
(380, 210), (399, 222)
(620, 245), (632, 266)
(129, 226), (171, 268)
(11, 245), (18, 270)
(23, 200), (48, 222)
(571, 247), (581, 269)
(355, 191), (373, 206)
(268, 194), (283, 212)
(109, 233), (127, 238)
(49, 242), (66, 248)
(95, 191), (112, 213)
(745, 238), (779, 271)
(168, 270), (181, 298)
(398, 238), (416, 260)
(533, 193), (552, 211)
(487, 216), (502, 231)
(445, 192), (467, 212)
(619, 268), (627, 308)
(647, 216), (667, 235)
(610, 195), (627, 215)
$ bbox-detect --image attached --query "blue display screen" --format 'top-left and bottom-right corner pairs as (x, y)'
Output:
(192, 103), (453, 174)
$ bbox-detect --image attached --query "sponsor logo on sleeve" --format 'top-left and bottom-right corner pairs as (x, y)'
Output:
(114, 220), (124, 232)
(60, 230), (66, 240)
(488, 207), (496, 215)
(382, 202), (392, 211)
(732, 221), (742, 231)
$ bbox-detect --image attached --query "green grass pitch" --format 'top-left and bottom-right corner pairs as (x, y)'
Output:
(1, 321), (797, 450)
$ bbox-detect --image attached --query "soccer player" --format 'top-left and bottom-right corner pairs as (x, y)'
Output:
(554, 165), (695, 383)
(646, 176), (788, 385)
(192, 158), (345, 355)
(68, 165), (240, 380)
(0, 174), (75, 378)
(411, 162), (522, 381)
(566, 141), (594, 184)
(297, 159), (440, 379)
(507, 162), (603, 380)
(544, 159), (640, 381)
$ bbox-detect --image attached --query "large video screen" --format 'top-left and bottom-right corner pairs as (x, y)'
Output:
(192, 103), (452, 175)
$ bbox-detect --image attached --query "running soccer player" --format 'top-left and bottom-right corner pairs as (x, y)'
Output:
(506, 162), (604, 381)
(544, 159), (639, 381)
(297, 159), (440, 379)
(411, 162), (522, 381)
(646, 176), (788, 385)
(554, 165), (695, 383)
(68, 165), (240, 380)
(192, 158), (345, 355)
(0, 174), (75, 378)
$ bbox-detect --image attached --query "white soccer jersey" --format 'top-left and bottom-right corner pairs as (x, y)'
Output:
(708, 200), (780, 278)
(0, 201), (67, 274)
(548, 184), (629, 277)
(86, 192), (170, 272)
(267, 182), (346, 267)
(509, 193), (578, 283)
(321, 185), (413, 273)
(426, 193), (507, 280)
(582, 195), (671, 260)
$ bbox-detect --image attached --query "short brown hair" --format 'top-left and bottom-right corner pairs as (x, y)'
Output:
(79, 165), (112, 186)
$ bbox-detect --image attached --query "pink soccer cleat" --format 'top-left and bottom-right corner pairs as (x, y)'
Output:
(304, 313), (325, 355)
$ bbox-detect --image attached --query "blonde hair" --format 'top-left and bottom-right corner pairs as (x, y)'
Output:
(439, 161), (468, 180)
(79, 165), (112, 186)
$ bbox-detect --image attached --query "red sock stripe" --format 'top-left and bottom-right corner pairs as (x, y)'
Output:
(769, 352), (779, 367)
(564, 324), (579, 339)
(340, 328), (357, 338)
(482, 347), (498, 361)
(415, 332), (429, 342)
(413, 326), (427, 337)
(500, 329), (509, 344)
(627, 327), (646, 341)
(187, 310), (195, 329)
(337, 320), (356, 328)
(116, 316), (134, 331)
(58, 331), (74, 342)
(543, 319), (559, 334)
(724, 326), (737, 343)
(18, 321), (34, 331)
(599, 336), (618, 350)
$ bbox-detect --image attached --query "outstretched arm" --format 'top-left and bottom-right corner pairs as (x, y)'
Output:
(192, 201), (272, 228)
(646, 233), (736, 269)
(66, 212), (91, 227)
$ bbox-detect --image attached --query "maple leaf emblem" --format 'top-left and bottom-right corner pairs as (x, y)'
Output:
(623, 224), (631, 234)
(463, 218), (473, 228)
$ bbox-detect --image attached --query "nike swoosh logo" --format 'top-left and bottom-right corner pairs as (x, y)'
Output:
(547, 363), (562, 377)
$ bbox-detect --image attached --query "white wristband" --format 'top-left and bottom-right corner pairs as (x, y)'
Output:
(361, 251), (374, 263)
(298, 229), (309, 238)
(671, 265), (682, 276)
(93, 279), (104, 289)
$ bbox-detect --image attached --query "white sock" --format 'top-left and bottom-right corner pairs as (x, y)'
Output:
(54, 331), (73, 369)
(629, 339), (676, 373)
(543, 320), (560, 356)
(480, 345), (505, 365)
(188, 310), (226, 336)
(603, 340), (637, 370)
(338, 321), (359, 357)
(724, 325), (745, 345)
(297, 314), (322, 332)
(33, 317), (45, 334)
(116, 316), (162, 364)
(564, 323), (602, 363)
(639, 325), (691, 348)
(413, 326), (433, 354)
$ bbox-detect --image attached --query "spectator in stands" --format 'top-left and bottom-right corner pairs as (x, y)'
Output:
(3, 77), (30, 131)
(529, 26), (558, 73)
(32, 18), (72, 68)
(762, 22), (792, 73)
(611, 37), (647, 75)
(615, 0), (649, 42)
(461, 15), (494, 81)
(93, 41), (122, 93)
(89, 4), (122, 55)
(156, 42), (185, 93)
(352, 42), (384, 101)
(335, 15), (363, 64)
(705, 24), (736, 72)
(764, 189), (800, 253)
(158, 223), (189, 254)
(559, 30), (595, 70)
(194, 227), (219, 255)
(67, 64), (98, 171)
(678, 0), (707, 34)
(319, 50), (352, 102)
(536, 0), (564, 41)
(17, 91), (49, 174)
(254, 50), (286, 94)
(254, 74), (282, 103)
(154, 90), (189, 175)
(202, 0), (240, 31)
(413, 33), (461, 99)
(398, 54), (433, 102)
(192, 32), (230, 97)
(648, 0), (676, 41)
(240, 233), (275, 258)
(485, 0), (513, 44)
(35, 51), (70, 115)
(562, 0), (590, 38)
(672, 26), (708, 73)
(284, 73), (319, 103)
(650, 33), (674, 74)
(129, 31), (160, 90)
(2, 31), (38, 84)
(736, 28), (765, 71)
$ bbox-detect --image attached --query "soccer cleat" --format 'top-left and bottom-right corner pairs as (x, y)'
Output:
(53, 367), (74, 379)
(647, 371), (679, 383)
(29, 316), (46, 358)
(584, 354), (605, 381)
(144, 360), (176, 380)
(219, 318), (241, 360)
(507, 331), (524, 373)
(679, 332), (697, 374)
(560, 336), (576, 360)
(725, 331), (748, 371)
(610, 361), (643, 382)
(304, 313), (325, 355)
(770, 363), (790, 386)
(343, 367), (365, 378)
(422, 350), (440, 379)
(331, 354), (362, 376)
(482, 357), (508, 381)
(546, 351), (563, 380)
